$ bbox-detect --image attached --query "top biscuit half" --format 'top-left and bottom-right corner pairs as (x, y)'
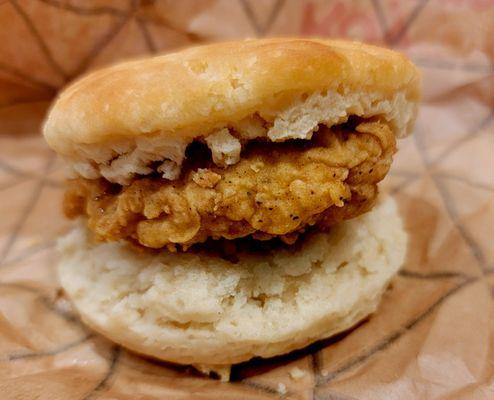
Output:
(43, 38), (421, 185)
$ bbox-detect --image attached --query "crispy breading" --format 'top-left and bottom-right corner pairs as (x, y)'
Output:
(64, 121), (395, 250)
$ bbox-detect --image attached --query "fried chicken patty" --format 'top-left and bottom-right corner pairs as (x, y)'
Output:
(64, 120), (396, 250)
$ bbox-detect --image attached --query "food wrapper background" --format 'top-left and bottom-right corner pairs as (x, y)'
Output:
(0, 0), (493, 399)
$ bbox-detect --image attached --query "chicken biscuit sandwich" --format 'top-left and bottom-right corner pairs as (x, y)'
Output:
(43, 39), (420, 380)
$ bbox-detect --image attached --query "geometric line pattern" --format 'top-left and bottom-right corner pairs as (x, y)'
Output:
(0, 154), (55, 265)
(387, 0), (430, 45)
(316, 276), (476, 386)
(239, 0), (286, 36)
(1, 1), (493, 399)
(81, 346), (121, 400)
(10, 0), (67, 79)
(414, 130), (488, 273)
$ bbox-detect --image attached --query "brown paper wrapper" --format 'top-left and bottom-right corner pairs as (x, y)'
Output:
(1, 1), (493, 399)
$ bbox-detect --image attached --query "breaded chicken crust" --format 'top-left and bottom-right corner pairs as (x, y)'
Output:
(64, 121), (395, 250)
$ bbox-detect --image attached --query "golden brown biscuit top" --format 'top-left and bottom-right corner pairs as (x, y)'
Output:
(42, 38), (420, 185)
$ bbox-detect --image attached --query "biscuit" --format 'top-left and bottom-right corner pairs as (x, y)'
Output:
(58, 196), (407, 379)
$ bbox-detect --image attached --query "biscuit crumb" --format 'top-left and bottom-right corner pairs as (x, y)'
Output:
(289, 366), (306, 380)
(158, 160), (181, 180)
(205, 128), (241, 166)
(277, 382), (287, 395)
